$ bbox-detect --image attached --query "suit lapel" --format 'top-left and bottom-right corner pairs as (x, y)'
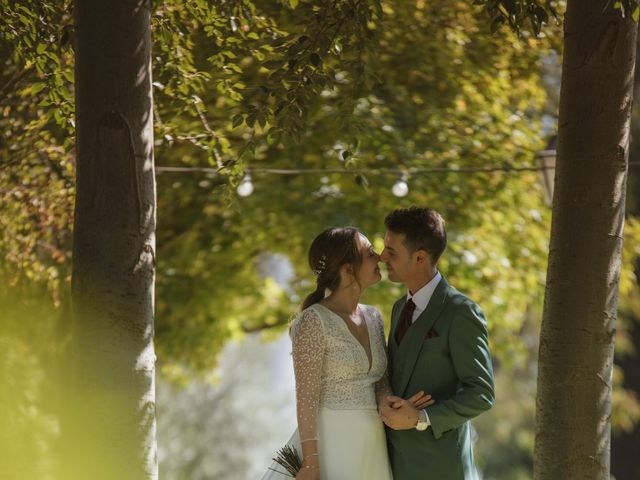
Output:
(394, 277), (451, 397)
(387, 298), (403, 377)
(389, 297), (405, 349)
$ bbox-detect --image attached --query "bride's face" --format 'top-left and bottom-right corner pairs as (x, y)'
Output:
(355, 233), (381, 289)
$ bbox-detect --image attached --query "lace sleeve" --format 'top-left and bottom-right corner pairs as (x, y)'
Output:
(290, 307), (326, 453)
(371, 307), (393, 406)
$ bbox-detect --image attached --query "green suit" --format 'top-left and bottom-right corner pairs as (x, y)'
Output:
(387, 276), (495, 480)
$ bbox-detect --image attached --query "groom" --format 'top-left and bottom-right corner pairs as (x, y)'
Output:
(379, 207), (495, 480)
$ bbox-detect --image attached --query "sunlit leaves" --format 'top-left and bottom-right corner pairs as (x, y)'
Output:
(0, 0), (637, 389)
(606, 0), (640, 20)
(0, 1), (74, 131)
(146, 0), (563, 375)
(473, 0), (561, 36)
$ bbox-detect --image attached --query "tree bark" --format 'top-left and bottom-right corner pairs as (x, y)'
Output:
(611, 36), (640, 480)
(68, 1), (157, 479)
(534, 2), (637, 479)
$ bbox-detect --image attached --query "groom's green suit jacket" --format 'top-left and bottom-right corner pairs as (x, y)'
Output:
(387, 276), (495, 480)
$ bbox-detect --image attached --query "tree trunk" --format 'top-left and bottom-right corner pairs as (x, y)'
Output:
(611, 37), (640, 480)
(68, 0), (157, 478)
(534, 2), (637, 479)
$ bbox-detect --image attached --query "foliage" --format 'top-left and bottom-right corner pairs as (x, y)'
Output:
(607, 0), (640, 22)
(152, 0), (558, 374)
(0, 274), (63, 480)
(0, 0), (634, 377)
(614, 217), (640, 433)
(0, 0), (74, 132)
(473, 0), (561, 36)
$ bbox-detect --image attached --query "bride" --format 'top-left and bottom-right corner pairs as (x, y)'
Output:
(262, 227), (431, 480)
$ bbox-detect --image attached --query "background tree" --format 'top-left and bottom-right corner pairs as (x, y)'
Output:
(533, 1), (638, 478)
(67, 0), (157, 478)
(611, 34), (640, 480)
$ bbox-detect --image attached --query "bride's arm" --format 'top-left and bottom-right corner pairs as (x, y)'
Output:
(375, 368), (394, 408)
(291, 308), (326, 477)
(372, 307), (393, 407)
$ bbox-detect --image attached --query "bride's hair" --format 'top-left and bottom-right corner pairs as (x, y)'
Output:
(301, 226), (363, 311)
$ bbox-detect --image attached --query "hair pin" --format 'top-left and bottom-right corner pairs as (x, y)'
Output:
(313, 254), (327, 276)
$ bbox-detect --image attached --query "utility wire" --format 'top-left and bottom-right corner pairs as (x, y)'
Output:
(156, 160), (640, 176)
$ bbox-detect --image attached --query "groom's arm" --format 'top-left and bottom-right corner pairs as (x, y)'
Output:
(425, 301), (495, 439)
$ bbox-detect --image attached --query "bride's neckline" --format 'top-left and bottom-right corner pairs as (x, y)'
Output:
(314, 302), (373, 373)
(317, 300), (360, 317)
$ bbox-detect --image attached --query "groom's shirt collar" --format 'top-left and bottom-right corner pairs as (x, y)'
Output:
(407, 271), (442, 323)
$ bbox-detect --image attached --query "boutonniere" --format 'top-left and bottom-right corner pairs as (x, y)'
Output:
(425, 329), (439, 339)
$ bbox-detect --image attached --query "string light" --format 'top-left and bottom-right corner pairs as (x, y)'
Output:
(236, 173), (254, 197)
(392, 173), (409, 197)
(154, 161), (640, 199)
(155, 163), (563, 176)
(157, 163), (558, 199)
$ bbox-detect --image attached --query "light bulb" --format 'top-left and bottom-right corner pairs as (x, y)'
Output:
(392, 175), (409, 197)
(237, 173), (254, 197)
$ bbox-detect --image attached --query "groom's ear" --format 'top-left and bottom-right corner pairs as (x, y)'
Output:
(415, 249), (429, 265)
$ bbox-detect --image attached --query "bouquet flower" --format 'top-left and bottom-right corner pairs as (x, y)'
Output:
(269, 444), (303, 478)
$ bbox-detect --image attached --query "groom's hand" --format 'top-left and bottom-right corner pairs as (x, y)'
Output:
(380, 395), (420, 430)
(405, 390), (434, 410)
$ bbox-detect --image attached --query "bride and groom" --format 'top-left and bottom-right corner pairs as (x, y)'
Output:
(262, 207), (495, 480)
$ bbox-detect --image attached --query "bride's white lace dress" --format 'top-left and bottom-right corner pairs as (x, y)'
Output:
(261, 303), (393, 480)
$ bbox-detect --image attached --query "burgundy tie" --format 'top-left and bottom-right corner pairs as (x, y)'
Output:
(395, 298), (416, 345)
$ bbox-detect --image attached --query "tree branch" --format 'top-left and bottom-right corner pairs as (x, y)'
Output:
(0, 65), (35, 101)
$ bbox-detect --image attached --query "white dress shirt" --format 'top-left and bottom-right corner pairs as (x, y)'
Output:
(407, 271), (442, 323)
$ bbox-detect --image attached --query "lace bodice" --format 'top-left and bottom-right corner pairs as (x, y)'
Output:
(290, 303), (390, 444)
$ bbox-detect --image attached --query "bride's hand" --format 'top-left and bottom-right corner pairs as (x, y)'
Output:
(405, 390), (435, 409)
(296, 465), (320, 480)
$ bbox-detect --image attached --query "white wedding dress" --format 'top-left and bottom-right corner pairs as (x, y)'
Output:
(261, 303), (393, 480)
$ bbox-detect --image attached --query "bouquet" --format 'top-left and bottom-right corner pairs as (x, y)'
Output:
(269, 444), (303, 478)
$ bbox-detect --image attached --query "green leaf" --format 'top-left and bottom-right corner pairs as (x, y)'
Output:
(62, 69), (74, 83)
(310, 53), (321, 67)
(30, 82), (46, 94)
(232, 114), (244, 128)
(490, 15), (505, 33)
(354, 174), (369, 189)
(264, 60), (285, 70)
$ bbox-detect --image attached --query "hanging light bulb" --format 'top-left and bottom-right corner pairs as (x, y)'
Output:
(392, 173), (409, 197)
(237, 173), (254, 197)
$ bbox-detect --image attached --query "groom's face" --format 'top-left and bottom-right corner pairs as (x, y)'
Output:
(380, 230), (415, 283)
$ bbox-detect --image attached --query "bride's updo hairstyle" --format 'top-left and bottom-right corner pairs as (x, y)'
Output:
(301, 227), (363, 310)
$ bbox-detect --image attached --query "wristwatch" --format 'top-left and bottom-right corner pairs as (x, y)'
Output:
(415, 409), (429, 431)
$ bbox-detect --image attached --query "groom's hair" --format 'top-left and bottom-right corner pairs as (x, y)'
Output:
(384, 207), (447, 264)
